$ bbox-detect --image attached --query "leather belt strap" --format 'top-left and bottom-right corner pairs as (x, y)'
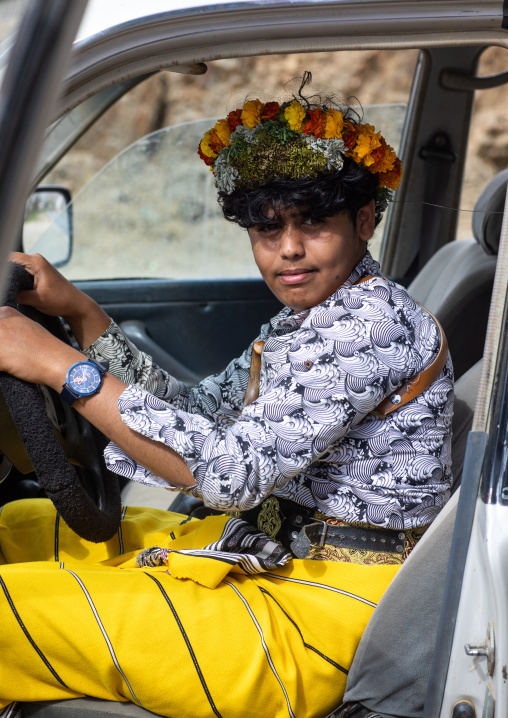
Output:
(241, 495), (409, 558)
(290, 520), (407, 559)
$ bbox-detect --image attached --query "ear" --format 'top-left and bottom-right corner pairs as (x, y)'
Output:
(356, 199), (376, 242)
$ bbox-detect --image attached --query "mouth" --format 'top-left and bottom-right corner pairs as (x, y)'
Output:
(277, 268), (315, 285)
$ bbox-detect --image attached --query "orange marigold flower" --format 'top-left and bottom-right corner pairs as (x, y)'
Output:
(284, 100), (307, 132)
(214, 118), (232, 147)
(351, 123), (383, 167)
(368, 136), (397, 174)
(261, 101), (281, 121)
(304, 108), (326, 138)
(241, 99), (264, 129)
(197, 145), (214, 166)
(378, 158), (403, 190)
(227, 109), (243, 131)
(199, 130), (219, 160)
(323, 109), (344, 139)
(342, 121), (359, 150)
(209, 129), (225, 154)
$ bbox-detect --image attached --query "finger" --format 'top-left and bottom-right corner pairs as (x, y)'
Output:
(17, 288), (38, 306)
(9, 254), (45, 299)
(9, 252), (38, 273)
(10, 251), (31, 264)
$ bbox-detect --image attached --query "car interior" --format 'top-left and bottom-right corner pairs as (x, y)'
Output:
(0, 5), (508, 715)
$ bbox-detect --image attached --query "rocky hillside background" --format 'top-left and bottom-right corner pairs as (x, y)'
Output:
(47, 46), (508, 242)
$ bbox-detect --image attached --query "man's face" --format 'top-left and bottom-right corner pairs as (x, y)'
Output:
(247, 202), (375, 313)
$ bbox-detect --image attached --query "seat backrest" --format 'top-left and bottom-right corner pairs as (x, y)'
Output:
(408, 169), (508, 380)
(450, 359), (482, 491)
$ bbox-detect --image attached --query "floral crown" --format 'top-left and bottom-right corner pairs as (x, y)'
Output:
(198, 97), (403, 213)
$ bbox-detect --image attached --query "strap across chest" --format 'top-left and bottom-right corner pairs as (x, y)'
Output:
(243, 276), (448, 416)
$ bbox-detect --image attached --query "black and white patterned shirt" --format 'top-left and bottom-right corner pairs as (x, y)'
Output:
(86, 253), (453, 530)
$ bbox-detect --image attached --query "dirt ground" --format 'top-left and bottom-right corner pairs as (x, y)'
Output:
(43, 47), (508, 279)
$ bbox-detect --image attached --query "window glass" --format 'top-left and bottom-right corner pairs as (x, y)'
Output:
(457, 46), (508, 239)
(31, 51), (417, 280)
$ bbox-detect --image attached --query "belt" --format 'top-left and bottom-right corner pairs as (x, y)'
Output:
(291, 519), (407, 559)
(241, 496), (408, 559)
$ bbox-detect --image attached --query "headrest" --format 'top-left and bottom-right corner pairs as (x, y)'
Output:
(473, 169), (508, 255)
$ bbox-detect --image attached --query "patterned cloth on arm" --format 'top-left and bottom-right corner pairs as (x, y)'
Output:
(85, 252), (454, 530)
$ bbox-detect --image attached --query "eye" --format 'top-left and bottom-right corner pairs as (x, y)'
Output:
(255, 223), (279, 234)
(303, 216), (324, 227)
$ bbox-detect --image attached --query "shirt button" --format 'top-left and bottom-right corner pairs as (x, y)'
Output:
(304, 360), (313, 369)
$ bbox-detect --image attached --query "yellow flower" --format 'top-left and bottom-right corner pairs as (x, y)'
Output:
(214, 119), (232, 147)
(241, 99), (264, 129)
(284, 100), (307, 132)
(199, 130), (218, 159)
(378, 158), (403, 190)
(323, 109), (344, 139)
(368, 137), (397, 174)
(350, 124), (383, 166)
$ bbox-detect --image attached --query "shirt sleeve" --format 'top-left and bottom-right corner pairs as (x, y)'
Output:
(103, 289), (439, 511)
(84, 319), (260, 423)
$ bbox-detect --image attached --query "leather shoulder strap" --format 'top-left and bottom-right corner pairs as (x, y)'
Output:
(354, 275), (449, 417)
(243, 340), (266, 407)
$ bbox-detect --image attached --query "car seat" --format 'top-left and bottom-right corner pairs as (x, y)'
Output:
(408, 169), (508, 380)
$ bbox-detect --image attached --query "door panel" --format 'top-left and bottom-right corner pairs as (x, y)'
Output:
(77, 277), (282, 379)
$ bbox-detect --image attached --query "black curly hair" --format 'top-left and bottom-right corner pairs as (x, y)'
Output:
(218, 157), (382, 229)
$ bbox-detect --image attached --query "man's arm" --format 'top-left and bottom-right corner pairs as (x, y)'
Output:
(12, 253), (255, 419)
(0, 306), (196, 488)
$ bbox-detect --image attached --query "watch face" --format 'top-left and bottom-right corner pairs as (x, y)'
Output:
(67, 362), (102, 397)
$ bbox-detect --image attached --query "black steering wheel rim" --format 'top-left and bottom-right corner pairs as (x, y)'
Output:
(0, 262), (121, 542)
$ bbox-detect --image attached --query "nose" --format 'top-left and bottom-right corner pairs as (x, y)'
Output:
(279, 224), (305, 259)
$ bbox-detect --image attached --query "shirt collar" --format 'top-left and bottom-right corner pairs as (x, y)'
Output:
(339, 250), (382, 289)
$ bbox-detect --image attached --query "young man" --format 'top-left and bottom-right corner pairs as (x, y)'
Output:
(0, 90), (453, 717)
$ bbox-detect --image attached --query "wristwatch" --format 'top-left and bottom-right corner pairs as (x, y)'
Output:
(60, 358), (109, 406)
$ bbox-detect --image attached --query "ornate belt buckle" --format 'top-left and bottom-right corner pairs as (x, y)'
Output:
(256, 496), (283, 540)
(290, 519), (328, 559)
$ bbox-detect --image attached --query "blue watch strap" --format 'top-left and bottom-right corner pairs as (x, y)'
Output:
(61, 384), (79, 406)
(89, 358), (109, 374)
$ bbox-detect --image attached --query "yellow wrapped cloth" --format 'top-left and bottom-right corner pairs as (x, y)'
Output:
(0, 499), (399, 717)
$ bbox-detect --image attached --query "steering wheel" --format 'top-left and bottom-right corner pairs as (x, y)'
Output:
(0, 262), (122, 542)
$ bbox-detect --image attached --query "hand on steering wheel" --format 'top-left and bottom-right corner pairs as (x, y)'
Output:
(0, 262), (121, 542)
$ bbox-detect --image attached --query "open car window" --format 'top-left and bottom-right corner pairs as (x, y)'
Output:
(24, 103), (407, 281)
(23, 48), (418, 281)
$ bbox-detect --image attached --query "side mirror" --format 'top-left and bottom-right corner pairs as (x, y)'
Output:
(23, 185), (73, 267)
